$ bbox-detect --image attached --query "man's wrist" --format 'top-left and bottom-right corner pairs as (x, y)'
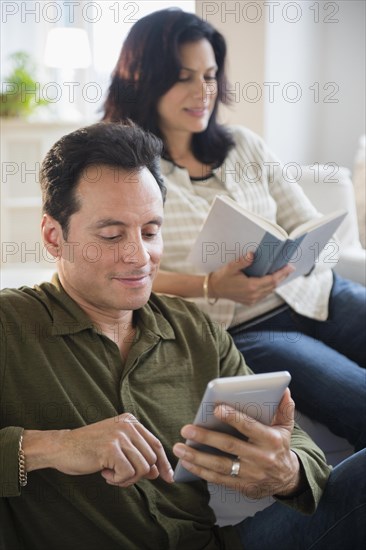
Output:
(275, 451), (308, 498)
(18, 434), (27, 487)
(22, 429), (70, 472)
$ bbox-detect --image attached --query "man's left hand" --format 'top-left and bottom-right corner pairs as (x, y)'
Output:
(173, 388), (305, 498)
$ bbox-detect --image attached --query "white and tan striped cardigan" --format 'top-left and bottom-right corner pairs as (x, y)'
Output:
(160, 125), (336, 329)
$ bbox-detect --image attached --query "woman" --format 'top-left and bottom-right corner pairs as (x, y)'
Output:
(103, 8), (365, 450)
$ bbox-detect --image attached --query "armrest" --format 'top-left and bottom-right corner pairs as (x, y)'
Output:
(334, 248), (366, 286)
(299, 165), (365, 285)
(299, 165), (362, 249)
(0, 263), (55, 289)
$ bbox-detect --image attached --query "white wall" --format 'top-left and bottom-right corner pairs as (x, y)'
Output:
(198, 0), (365, 170)
(316, 0), (365, 169)
(1, 0), (364, 168)
(263, 0), (365, 169)
(196, 0), (266, 135)
(264, 0), (323, 165)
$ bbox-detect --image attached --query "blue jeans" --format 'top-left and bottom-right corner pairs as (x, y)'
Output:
(234, 449), (366, 549)
(229, 274), (366, 450)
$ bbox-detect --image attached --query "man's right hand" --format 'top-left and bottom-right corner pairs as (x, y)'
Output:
(22, 414), (174, 487)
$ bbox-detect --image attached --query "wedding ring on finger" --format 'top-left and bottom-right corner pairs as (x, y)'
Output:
(230, 457), (241, 477)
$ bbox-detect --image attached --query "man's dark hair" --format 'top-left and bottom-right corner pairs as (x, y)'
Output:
(102, 8), (234, 167)
(40, 122), (166, 238)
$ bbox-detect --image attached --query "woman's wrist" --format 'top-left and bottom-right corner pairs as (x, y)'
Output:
(203, 272), (218, 305)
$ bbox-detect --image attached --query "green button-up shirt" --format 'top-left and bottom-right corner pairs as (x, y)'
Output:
(0, 277), (330, 550)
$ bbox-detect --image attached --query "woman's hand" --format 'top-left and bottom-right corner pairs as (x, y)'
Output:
(209, 254), (295, 305)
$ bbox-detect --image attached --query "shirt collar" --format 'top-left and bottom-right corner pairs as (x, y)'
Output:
(160, 157), (225, 190)
(42, 274), (175, 341)
(135, 295), (175, 341)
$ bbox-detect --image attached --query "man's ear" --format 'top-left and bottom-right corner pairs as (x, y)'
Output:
(41, 214), (63, 258)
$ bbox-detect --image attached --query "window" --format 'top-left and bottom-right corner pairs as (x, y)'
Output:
(1, 0), (195, 121)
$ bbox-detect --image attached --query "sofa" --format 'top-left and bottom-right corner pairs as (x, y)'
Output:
(299, 165), (365, 286)
(0, 165), (363, 525)
(210, 164), (363, 526)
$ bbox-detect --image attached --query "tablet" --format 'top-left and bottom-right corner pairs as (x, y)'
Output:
(174, 371), (291, 482)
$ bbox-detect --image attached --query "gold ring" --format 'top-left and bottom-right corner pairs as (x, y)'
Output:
(230, 457), (241, 477)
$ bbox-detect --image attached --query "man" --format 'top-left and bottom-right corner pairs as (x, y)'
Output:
(0, 123), (364, 550)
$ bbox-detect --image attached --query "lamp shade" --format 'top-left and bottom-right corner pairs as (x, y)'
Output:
(44, 28), (91, 69)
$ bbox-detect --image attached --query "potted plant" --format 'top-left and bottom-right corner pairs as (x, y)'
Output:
(0, 51), (49, 118)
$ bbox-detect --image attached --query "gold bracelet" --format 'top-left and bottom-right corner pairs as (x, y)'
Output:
(203, 273), (218, 305)
(18, 435), (28, 488)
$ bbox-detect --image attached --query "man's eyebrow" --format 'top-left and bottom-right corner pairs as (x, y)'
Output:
(91, 216), (163, 229)
(92, 219), (126, 229)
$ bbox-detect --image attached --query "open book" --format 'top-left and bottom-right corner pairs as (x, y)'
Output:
(187, 195), (347, 285)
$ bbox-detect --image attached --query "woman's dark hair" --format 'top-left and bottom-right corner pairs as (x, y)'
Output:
(102, 8), (234, 166)
(40, 122), (166, 238)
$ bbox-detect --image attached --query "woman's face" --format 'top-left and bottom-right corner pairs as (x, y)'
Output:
(157, 39), (218, 139)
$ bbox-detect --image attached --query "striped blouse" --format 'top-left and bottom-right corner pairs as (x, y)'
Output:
(159, 125), (335, 329)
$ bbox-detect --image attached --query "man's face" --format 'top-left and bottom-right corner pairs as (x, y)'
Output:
(56, 165), (164, 317)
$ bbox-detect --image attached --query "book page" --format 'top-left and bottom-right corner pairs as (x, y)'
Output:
(188, 196), (285, 273)
(277, 211), (347, 286)
(289, 210), (347, 239)
(218, 196), (288, 240)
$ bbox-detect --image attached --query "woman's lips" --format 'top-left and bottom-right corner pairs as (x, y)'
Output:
(184, 107), (208, 117)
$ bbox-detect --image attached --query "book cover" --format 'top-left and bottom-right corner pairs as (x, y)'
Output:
(187, 195), (347, 283)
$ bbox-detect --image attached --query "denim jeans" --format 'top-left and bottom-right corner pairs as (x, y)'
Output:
(229, 274), (366, 450)
(234, 449), (366, 550)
